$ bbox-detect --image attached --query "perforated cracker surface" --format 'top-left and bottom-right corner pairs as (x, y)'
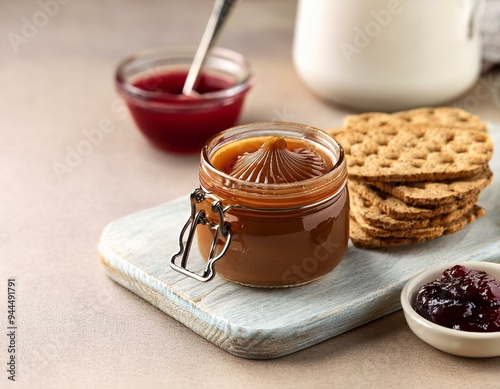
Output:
(336, 125), (493, 182)
(349, 189), (476, 230)
(349, 180), (479, 219)
(393, 107), (488, 132)
(341, 107), (488, 133)
(342, 112), (401, 132)
(349, 217), (421, 248)
(349, 205), (485, 249)
(371, 166), (493, 206)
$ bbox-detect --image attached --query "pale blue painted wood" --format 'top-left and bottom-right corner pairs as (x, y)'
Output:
(98, 128), (500, 359)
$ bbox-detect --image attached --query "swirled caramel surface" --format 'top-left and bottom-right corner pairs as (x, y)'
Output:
(212, 136), (329, 184)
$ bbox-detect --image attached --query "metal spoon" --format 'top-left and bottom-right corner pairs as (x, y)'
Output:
(182, 0), (240, 96)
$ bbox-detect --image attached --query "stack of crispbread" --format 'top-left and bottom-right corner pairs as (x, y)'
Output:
(327, 107), (494, 249)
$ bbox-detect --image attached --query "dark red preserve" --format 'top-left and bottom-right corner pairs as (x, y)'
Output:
(127, 71), (245, 153)
(414, 265), (500, 332)
(115, 46), (254, 153)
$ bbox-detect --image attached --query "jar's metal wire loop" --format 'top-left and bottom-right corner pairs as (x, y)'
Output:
(170, 187), (232, 282)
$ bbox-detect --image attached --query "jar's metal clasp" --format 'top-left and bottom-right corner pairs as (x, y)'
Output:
(170, 188), (232, 282)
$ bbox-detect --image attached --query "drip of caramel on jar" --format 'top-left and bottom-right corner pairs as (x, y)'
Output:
(227, 136), (328, 184)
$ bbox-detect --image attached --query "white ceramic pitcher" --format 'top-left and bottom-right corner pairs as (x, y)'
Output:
(293, 0), (483, 111)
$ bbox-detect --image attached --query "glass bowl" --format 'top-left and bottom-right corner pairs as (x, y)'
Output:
(115, 46), (255, 153)
(400, 261), (500, 358)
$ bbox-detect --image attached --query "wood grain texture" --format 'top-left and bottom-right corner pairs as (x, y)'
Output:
(98, 131), (500, 360)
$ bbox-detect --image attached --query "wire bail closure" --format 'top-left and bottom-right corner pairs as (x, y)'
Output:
(170, 187), (232, 282)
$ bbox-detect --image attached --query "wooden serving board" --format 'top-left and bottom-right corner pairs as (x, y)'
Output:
(98, 129), (500, 360)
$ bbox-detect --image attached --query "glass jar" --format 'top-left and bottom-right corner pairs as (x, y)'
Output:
(171, 122), (349, 287)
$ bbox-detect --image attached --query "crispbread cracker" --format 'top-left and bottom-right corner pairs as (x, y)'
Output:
(349, 189), (476, 230)
(443, 205), (486, 234)
(339, 107), (488, 133)
(336, 124), (493, 182)
(371, 166), (493, 206)
(343, 112), (401, 131)
(349, 218), (424, 249)
(393, 107), (488, 132)
(349, 180), (479, 219)
(330, 107), (491, 249)
(351, 208), (447, 239)
(350, 205), (485, 249)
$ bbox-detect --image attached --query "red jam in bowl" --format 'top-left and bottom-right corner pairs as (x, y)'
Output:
(414, 265), (500, 332)
(133, 70), (232, 95)
(115, 47), (254, 153)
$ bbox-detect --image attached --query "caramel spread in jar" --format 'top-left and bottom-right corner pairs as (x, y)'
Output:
(220, 136), (329, 184)
(188, 122), (349, 288)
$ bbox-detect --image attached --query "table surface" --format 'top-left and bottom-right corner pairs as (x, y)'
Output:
(2, 1), (500, 388)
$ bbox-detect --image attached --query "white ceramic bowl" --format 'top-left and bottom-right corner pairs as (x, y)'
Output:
(401, 261), (500, 358)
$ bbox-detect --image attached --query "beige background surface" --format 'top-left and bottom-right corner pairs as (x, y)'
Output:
(2, 1), (500, 388)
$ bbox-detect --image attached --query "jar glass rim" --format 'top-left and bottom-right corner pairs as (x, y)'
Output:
(199, 122), (347, 204)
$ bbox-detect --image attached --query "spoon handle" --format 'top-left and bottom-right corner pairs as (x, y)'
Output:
(182, 0), (240, 96)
